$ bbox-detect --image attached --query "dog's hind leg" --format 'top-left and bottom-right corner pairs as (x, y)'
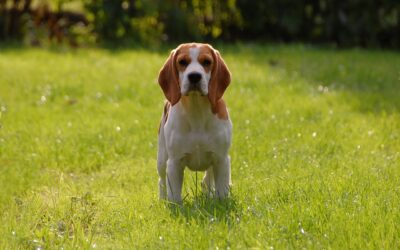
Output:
(157, 159), (167, 200)
(202, 167), (215, 196)
(157, 124), (168, 200)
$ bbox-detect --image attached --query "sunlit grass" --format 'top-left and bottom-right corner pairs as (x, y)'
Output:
(0, 44), (399, 249)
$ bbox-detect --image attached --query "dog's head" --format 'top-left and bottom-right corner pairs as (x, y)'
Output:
(158, 43), (231, 108)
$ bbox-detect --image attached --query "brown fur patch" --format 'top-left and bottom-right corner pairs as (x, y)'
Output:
(208, 48), (231, 117)
(163, 101), (171, 123)
(198, 46), (214, 73)
(158, 101), (171, 134)
(158, 51), (181, 105)
(214, 99), (229, 120)
(180, 95), (209, 110)
(175, 44), (196, 72)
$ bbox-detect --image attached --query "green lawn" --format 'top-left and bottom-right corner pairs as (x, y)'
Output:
(0, 44), (399, 249)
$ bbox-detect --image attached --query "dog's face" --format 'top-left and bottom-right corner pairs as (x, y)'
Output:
(176, 45), (213, 96)
(158, 43), (231, 107)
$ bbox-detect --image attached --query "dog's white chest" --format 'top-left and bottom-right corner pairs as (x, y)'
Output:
(181, 130), (215, 171)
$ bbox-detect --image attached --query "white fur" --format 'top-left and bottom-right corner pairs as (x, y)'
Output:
(158, 47), (232, 204)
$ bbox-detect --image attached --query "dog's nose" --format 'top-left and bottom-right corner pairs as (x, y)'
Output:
(188, 72), (202, 84)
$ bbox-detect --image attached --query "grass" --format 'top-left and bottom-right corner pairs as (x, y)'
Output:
(0, 43), (399, 249)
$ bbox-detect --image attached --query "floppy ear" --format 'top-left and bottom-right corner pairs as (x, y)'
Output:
(208, 49), (231, 112)
(158, 50), (181, 105)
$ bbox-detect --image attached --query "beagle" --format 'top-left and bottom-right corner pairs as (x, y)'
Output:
(157, 43), (232, 204)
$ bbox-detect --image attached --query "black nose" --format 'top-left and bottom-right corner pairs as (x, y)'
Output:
(188, 72), (202, 84)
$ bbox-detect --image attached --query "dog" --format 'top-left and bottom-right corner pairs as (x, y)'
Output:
(157, 43), (232, 204)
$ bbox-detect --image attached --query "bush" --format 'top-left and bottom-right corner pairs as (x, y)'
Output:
(0, 0), (399, 48)
(83, 0), (241, 45)
(83, 0), (165, 45)
(235, 0), (400, 48)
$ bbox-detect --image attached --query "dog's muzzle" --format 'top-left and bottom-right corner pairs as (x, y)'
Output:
(188, 72), (202, 92)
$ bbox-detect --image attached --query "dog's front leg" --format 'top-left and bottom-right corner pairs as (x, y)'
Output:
(166, 159), (184, 204)
(213, 155), (231, 199)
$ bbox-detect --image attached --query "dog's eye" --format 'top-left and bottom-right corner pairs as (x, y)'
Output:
(178, 59), (188, 67)
(202, 59), (211, 67)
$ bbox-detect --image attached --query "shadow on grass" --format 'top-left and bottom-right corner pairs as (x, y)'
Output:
(235, 44), (400, 114)
(167, 194), (242, 224)
(0, 40), (170, 55)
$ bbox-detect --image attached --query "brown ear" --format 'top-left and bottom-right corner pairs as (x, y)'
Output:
(158, 50), (181, 105)
(208, 49), (231, 112)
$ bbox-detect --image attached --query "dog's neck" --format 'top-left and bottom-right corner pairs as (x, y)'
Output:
(178, 93), (213, 130)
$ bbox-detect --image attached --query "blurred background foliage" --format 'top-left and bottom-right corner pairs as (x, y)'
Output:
(0, 0), (399, 48)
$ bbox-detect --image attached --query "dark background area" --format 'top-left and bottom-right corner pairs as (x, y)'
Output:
(1, 0), (399, 48)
